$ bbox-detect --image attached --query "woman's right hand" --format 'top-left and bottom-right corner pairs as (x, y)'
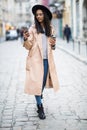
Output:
(23, 30), (30, 41)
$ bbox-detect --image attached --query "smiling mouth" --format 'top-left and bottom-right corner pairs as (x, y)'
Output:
(38, 19), (42, 20)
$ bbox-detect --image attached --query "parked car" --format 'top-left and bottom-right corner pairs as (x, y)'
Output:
(6, 30), (18, 40)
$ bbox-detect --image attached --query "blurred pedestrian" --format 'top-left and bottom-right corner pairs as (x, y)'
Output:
(64, 24), (71, 43)
(20, 27), (24, 43)
(17, 28), (20, 37)
(23, 4), (59, 120)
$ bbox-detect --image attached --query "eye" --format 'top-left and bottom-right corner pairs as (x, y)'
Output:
(36, 13), (43, 17)
(40, 13), (43, 16)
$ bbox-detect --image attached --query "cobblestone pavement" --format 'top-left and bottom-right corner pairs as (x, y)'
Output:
(0, 39), (87, 130)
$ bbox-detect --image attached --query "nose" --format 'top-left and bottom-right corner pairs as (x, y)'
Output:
(37, 15), (40, 18)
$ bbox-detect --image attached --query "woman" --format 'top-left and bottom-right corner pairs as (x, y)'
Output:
(23, 4), (59, 120)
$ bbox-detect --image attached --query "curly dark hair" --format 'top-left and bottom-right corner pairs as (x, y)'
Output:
(34, 10), (52, 37)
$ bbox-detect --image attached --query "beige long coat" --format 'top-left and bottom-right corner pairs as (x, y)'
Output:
(23, 25), (59, 95)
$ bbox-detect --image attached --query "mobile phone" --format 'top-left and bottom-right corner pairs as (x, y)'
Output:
(23, 27), (28, 33)
(51, 35), (56, 39)
(51, 35), (56, 50)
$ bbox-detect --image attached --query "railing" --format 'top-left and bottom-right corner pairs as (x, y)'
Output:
(72, 39), (87, 57)
(57, 38), (87, 62)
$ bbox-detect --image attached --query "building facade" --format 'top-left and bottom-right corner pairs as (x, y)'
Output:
(14, 0), (42, 28)
(71, 0), (87, 40)
(0, 0), (42, 42)
(0, 0), (16, 42)
(59, 0), (87, 40)
(49, 0), (87, 40)
(0, 0), (86, 42)
(49, 0), (65, 38)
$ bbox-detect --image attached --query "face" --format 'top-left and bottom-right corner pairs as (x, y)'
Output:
(35, 9), (44, 23)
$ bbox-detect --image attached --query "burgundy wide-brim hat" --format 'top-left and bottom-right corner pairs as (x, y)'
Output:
(32, 4), (52, 20)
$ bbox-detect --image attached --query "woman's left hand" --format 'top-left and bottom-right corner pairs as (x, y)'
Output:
(49, 37), (56, 46)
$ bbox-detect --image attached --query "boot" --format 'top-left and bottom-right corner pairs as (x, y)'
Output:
(37, 104), (46, 119)
(41, 94), (43, 99)
(36, 94), (43, 113)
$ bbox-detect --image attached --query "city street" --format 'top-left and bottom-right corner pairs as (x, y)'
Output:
(0, 39), (87, 130)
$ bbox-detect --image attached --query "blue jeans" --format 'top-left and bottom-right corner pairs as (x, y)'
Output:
(35, 59), (48, 105)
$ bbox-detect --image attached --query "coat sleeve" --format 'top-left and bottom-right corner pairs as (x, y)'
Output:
(23, 27), (34, 50)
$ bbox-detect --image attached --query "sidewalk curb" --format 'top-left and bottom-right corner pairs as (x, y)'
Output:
(57, 45), (87, 65)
